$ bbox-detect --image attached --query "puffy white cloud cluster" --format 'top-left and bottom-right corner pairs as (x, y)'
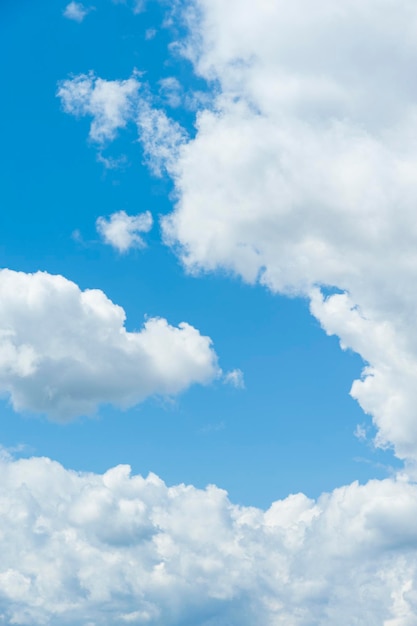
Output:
(0, 269), (219, 420)
(0, 452), (416, 625)
(96, 210), (153, 253)
(58, 0), (417, 462)
(57, 72), (186, 175)
(58, 73), (141, 143)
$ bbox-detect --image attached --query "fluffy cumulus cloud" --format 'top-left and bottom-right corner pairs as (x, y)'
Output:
(57, 72), (186, 174)
(58, 1), (417, 463)
(0, 452), (416, 625)
(96, 210), (153, 253)
(0, 269), (219, 420)
(152, 0), (417, 466)
(57, 73), (141, 143)
(63, 2), (89, 22)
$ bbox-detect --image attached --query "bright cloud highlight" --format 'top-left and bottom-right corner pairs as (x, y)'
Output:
(96, 210), (153, 253)
(0, 269), (219, 420)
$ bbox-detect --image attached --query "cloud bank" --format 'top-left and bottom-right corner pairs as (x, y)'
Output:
(0, 269), (219, 420)
(0, 453), (416, 625)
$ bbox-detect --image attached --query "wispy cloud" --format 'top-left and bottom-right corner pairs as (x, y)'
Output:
(57, 72), (141, 143)
(354, 423), (368, 443)
(63, 1), (89, 22)
(223, 368), (245, 389)
(145, 27), (157, 40)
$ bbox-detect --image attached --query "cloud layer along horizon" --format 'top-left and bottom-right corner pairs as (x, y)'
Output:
(0, 452), (416, 626)
(0, 269), (219, 420)
(58, 0), (417, 465)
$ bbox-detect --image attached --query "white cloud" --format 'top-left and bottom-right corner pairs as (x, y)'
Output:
(354, 424), (368, 443)
(96, 210), (153, 253)
(63, 2), (89, 22)
(57, 73), (141, 143)
(309, 289), (417, 461)
(96, 151), (128, 170)
(57, 73), (186, 175)
(159, 77), (183, 108)
(136, 100), (187, 176)
(0, 269), (219, 420)
(131, 0), (417, 466)
(0, 453), (417, 625)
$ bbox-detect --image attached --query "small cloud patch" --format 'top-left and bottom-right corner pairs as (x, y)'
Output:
(63, 2), (89, 22)
(223, 369), (245, 389)
(96, 210), (153, 253)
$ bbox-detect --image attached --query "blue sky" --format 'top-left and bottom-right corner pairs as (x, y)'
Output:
(1, 1), (417, 624)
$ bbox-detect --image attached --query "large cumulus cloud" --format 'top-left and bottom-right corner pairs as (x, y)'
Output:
(0, 452), (416, 625)
(0, 269), (219, 420)
(58, 0), (417, 461)
(157, 0), (417, 465)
